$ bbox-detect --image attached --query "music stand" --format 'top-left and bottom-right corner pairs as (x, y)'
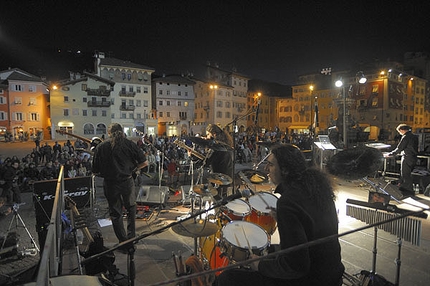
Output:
(313, 135), (337, 170)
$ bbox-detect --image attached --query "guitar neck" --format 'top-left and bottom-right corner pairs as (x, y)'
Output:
(65, 197), (94, 243)
(55, 130), (92, 144)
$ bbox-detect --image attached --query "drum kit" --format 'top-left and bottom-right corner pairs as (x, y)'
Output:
(170, 138), (277, 276)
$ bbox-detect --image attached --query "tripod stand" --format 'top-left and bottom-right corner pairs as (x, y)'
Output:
(1, 203), (39, 255)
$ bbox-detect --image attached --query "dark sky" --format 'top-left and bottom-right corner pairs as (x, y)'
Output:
(1, 0), (429, 84)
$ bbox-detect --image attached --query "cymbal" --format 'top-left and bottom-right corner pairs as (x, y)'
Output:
(207, 173), (233, 185)
(171, 219), (219, 237)
(193, 184), (218, 196)
(188, 137), (231, 151)
(238, 169), (268, 184)
(326, 146), (384, 180)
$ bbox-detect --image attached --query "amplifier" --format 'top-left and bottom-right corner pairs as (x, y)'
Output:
(33, 176), (92, 226)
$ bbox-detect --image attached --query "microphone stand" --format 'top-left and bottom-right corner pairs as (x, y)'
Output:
(224, 106), (257, 191)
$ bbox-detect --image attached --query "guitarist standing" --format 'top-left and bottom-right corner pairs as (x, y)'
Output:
(92, 123), (148, 252)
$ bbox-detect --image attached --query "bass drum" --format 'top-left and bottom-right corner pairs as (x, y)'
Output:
(200, 230), (229, 276)
(245, 192), (278, 235)
(220, 221), (270, 263)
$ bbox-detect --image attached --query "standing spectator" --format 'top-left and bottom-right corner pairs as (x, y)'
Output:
(52, 141), (62, 161)
(92, 123), (148, 252)
(2, 160), (22, 204)
(147, 150), (157, 174)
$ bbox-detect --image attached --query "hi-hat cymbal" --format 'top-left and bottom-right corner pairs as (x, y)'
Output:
(171, 219), (219, 237)
(207, 173), (233, 185)
(193, 184), (218, 196)
(188, 137), (232, 151)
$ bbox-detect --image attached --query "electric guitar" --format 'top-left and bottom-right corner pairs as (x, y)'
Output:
(65, 196), (115, 275)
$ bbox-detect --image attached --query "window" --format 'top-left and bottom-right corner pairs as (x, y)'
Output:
(14, 97), (22, 104)
(30, 112), (39, 121)
(178, 91), (182, 96)
(102, 110), (107, 117)
(92, 110), (97, 116)
(64, 96), (69, 102)
(129, 86), (134, 92)
(137, 113), (141, 119)
(81, 84), (87, 91)
(28, 85), (36, 92)
(137, 86), (141, 93)
(159, 100), (163, 106)
(64, 109), (69, 116)
(83, 98), (87, 103)
(0, 97), (4, 104)
(143, 87), (148, 93)
(83, 110), (88, 116)
(167, 112), (170, 117)
(121, 113), (126, 119)
(143, 100), (148, 107)
(167, 101), (170, 106)
(159, 112), (163, 118)
(84, 123), (95, 135)
(136, 100), (141, 107)
(216, 111), (222, 118)
(0, 111), (6, 120)
(129, 113), (134, 119)
(122, 73), (126, 80)
(159, 90), (163, 95)
(185, 91), (188, 96)
(127, 74), (131, 81)
(13, 84), (23, 91)
(178, 101), (181, 106)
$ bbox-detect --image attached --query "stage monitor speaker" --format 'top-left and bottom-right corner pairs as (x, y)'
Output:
(136, 186), (168, 206)
(181, 185), (193, 205)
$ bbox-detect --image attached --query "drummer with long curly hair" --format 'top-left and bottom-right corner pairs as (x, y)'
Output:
(216, 144), (344, 286)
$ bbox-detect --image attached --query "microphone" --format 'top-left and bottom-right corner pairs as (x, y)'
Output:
(254, 100), (261, 125)
(221, 189), (252, 204)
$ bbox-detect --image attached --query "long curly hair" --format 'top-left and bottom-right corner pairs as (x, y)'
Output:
(206, 124), (233, 147)
(271, 144), (336, 210)
(108, 123), (125, 149)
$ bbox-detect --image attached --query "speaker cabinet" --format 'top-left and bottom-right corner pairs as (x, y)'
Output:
(137, 186), (168, 206)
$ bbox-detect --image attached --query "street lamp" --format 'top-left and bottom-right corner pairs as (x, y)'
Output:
(335, 79), (347, 148)
(309, 85), (314, 137)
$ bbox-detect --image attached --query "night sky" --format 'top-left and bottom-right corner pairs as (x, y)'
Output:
(1, 0), (429, 84)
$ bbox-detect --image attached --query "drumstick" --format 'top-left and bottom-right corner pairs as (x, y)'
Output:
(256, 192), (271, 210)
(241, 225), (253, 252)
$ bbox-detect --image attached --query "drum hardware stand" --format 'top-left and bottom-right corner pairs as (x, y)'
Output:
(1, 203), (40, 254)
(81, 193), (235, 286)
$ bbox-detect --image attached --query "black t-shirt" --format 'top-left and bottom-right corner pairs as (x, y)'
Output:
(92, 138), (147, 181)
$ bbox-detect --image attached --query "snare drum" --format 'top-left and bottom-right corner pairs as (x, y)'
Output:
(200, 230), (229, 276)
(245, 192), (278, 235)
(220, 198), (251, 223)
(220, 221), (270, 262)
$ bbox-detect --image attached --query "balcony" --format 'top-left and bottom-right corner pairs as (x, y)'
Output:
(86, 88), (111, 96)
(87, 101), (111, 107)
(119, 90), (136, 97)
(180, 116), (187, 120)
(120, 104), (135, 111)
